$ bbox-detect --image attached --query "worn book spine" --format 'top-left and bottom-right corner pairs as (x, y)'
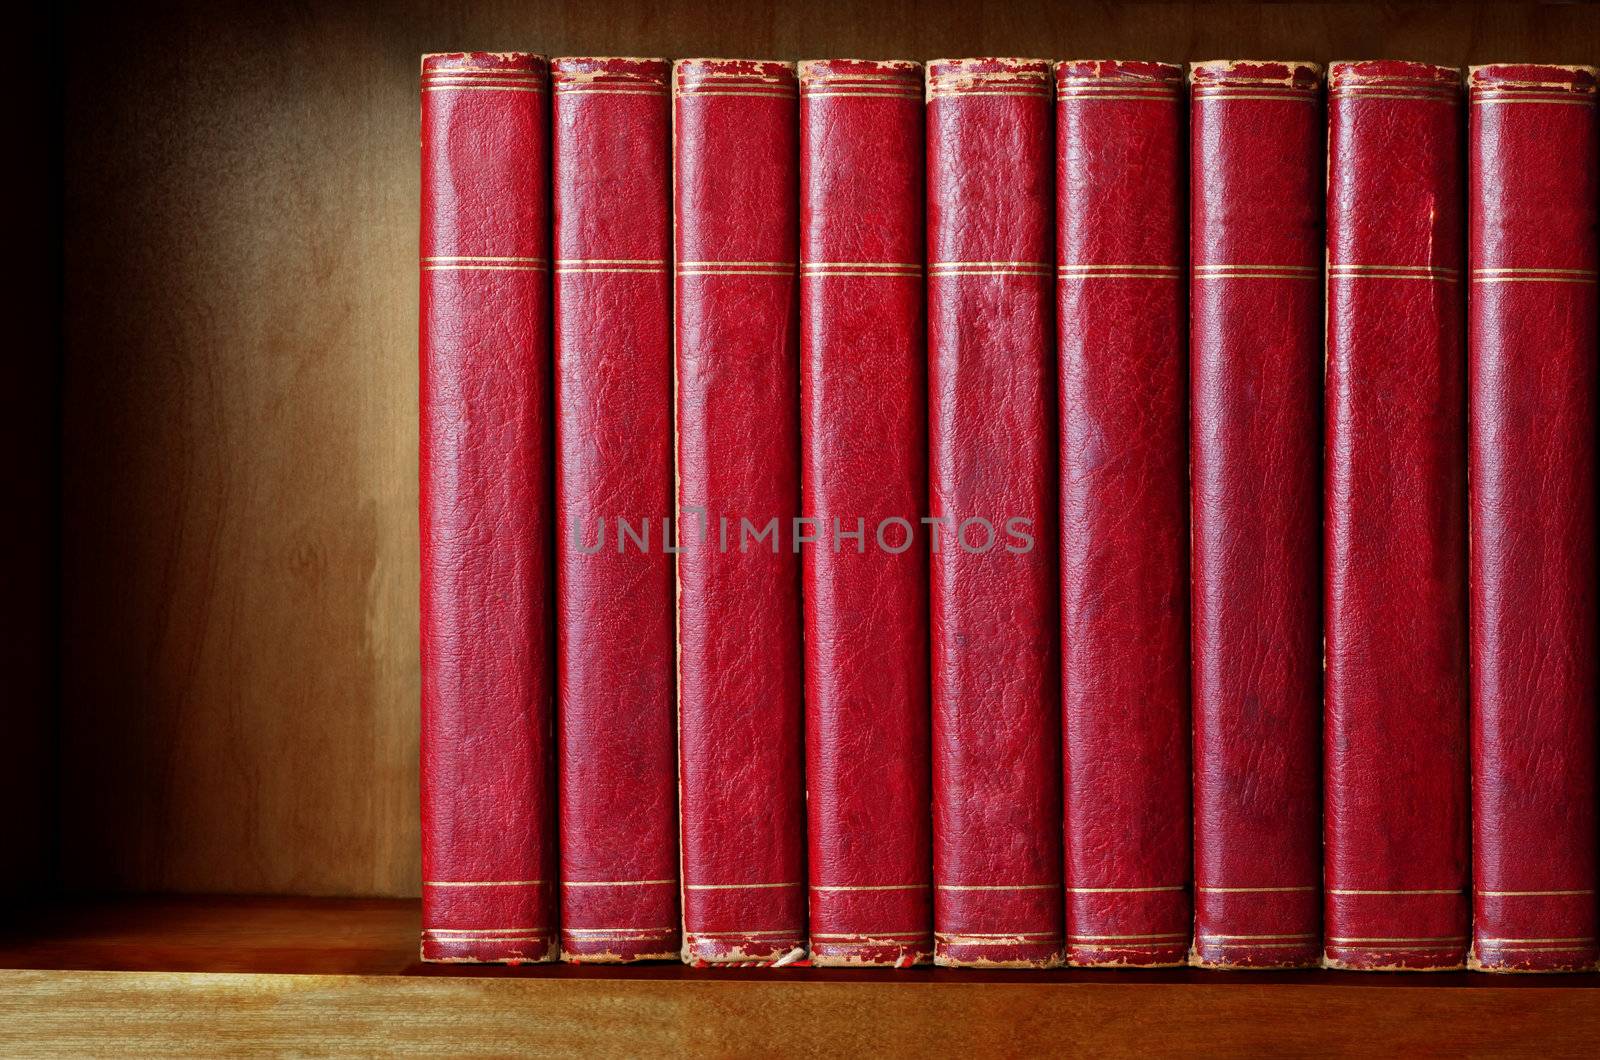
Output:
(418, 52), (555, 963)
(551, 57), (678, 964)
(1468, 63), (1600, 974)
(1055, 59), (1191, 968)
(674, 58), (806, 966)
(799, 59), (932, 968)
(927, 57), (1063, 969)
(1188, 59), (1324, 969)
(1323, 60), (1469, 973)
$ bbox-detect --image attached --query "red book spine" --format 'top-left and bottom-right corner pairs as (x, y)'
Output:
(673, 59), (806, 966)
(418, 52), (555, 963)
(1189, 60), (1324, 969)
(927, 58), (1063, 969)
(1055, 60), (1191, 968)
(1324, 60), (1469, 972)
(1468, 63), (1600, 974)
(799, 59), (932, 968)
(552, 57), (678, 963)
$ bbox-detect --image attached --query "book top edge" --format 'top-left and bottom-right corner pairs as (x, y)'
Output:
(1189, 59), (1323, 89)
(1468, 63), (1599, 94)
(673, 58), (795, 90)
(798, 58), (922, 80)
(552, 57), (670, 86)
(421, 52), (545, 75)
(926, 58), (1052, 95)
(1328, 59), (1460, 88)
(1055, 59), (1183, 86)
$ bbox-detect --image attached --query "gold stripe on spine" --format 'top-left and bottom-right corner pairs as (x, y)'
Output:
(1332, 94), (1458, 104)
(423, 263), (546, 272)
(1195, 265), (1319, 279)
(1197, 885), (1317, 893)
(562, 925), (678, 934)
(557, 87), (667, 96)
(683, 881), (803, 890)
(1328, 264), (1459, 281)
(1199, 933), (1316, 940)
(812, 932), (928, 939)
(562, 879), (675, 887)
(422, 928), (553, 941)
(1196, 91), (1318, 102)
(1478, 888), (1596, 896)
(805, 91), (922, 100)
(936, 882), (1057, 891)
(1472, 98), (1596, 107)
(1471, 268), (1597, 284)
(1060, 264), (1182, 279)
(1327, 936), (1466, 943)
(1329, 888), (1463, 895)
(1478, 936), (1595, 944)
(812, 883), (927, 891)
(1057, 93), (1182, 102)
(1066, 884), (1186, 893)
(423, 84), (544, 94)
(1069, 933), (1188, 940)
(931, 261), (1052, 277)
(687, 930), (801, 938)
(803, 262), (922, 277)
(424, 879), (546, 887)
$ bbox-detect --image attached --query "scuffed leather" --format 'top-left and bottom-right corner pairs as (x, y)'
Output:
(552, 57), (679, 964)
(1055, 59), (1191, 968)
(1189, 59), (1323, 969)
(799, 59), (932, 968)
(1468, 63), (1600, 974)
(674, 59), (807, 965)
(1323, 60), (1469, 973)
(419, 52), (556, 963)
(927, 58), (1064, 969)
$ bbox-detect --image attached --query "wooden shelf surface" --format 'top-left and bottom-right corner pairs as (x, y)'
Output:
(2, 897), (1598, 1056)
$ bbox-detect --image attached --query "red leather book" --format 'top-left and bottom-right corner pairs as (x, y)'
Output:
(674, 59), (806, 966)
(1468, 63), (1599, 974)
(799, 59), (931, 968)
(1054, 59), (1190, 968)
(1324, 60), (1469, 973)
(927, 57), (1063, 969)
(1189, 60), (1323, 969)
(551, 57), (678, 964)
(418, 52), (555, 963)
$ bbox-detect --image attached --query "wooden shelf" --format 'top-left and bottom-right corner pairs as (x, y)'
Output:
(3, 897), (1598, 1055)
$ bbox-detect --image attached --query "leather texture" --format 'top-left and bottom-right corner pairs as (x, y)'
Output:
(927, 57), (1063, 969)
(552, 57), (679, 964)
(1467, 63), (1600, 974)
(1189, 59), (1324, 970)
(419, 52), (556, 964)
(674, 59), (807, 966)
(1324, 60), (1470, 972)
(1055, 59), (1191, 968)
(799, 59), (932, 968)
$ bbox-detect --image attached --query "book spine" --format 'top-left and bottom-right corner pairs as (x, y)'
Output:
(418, 52), (555, 963)
(1324, 60), (1469, 972)
(927, 57), (1063, 969)
(1468, 63), (1600, 974)
(673, 58), (806, 966)
(1054, 59), (1191, 968)
(552, 57), (679, 964)
(799, 59), (932, 968)
(1188, 59), (1324, 969)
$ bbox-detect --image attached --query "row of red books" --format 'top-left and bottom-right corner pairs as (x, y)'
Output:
(419, 53), (1598, 971)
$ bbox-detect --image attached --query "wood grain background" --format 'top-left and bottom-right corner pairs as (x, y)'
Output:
(56, 1), (1599, 897)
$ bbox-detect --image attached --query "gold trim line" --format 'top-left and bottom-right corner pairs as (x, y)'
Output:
(424, 880), (546, 887)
